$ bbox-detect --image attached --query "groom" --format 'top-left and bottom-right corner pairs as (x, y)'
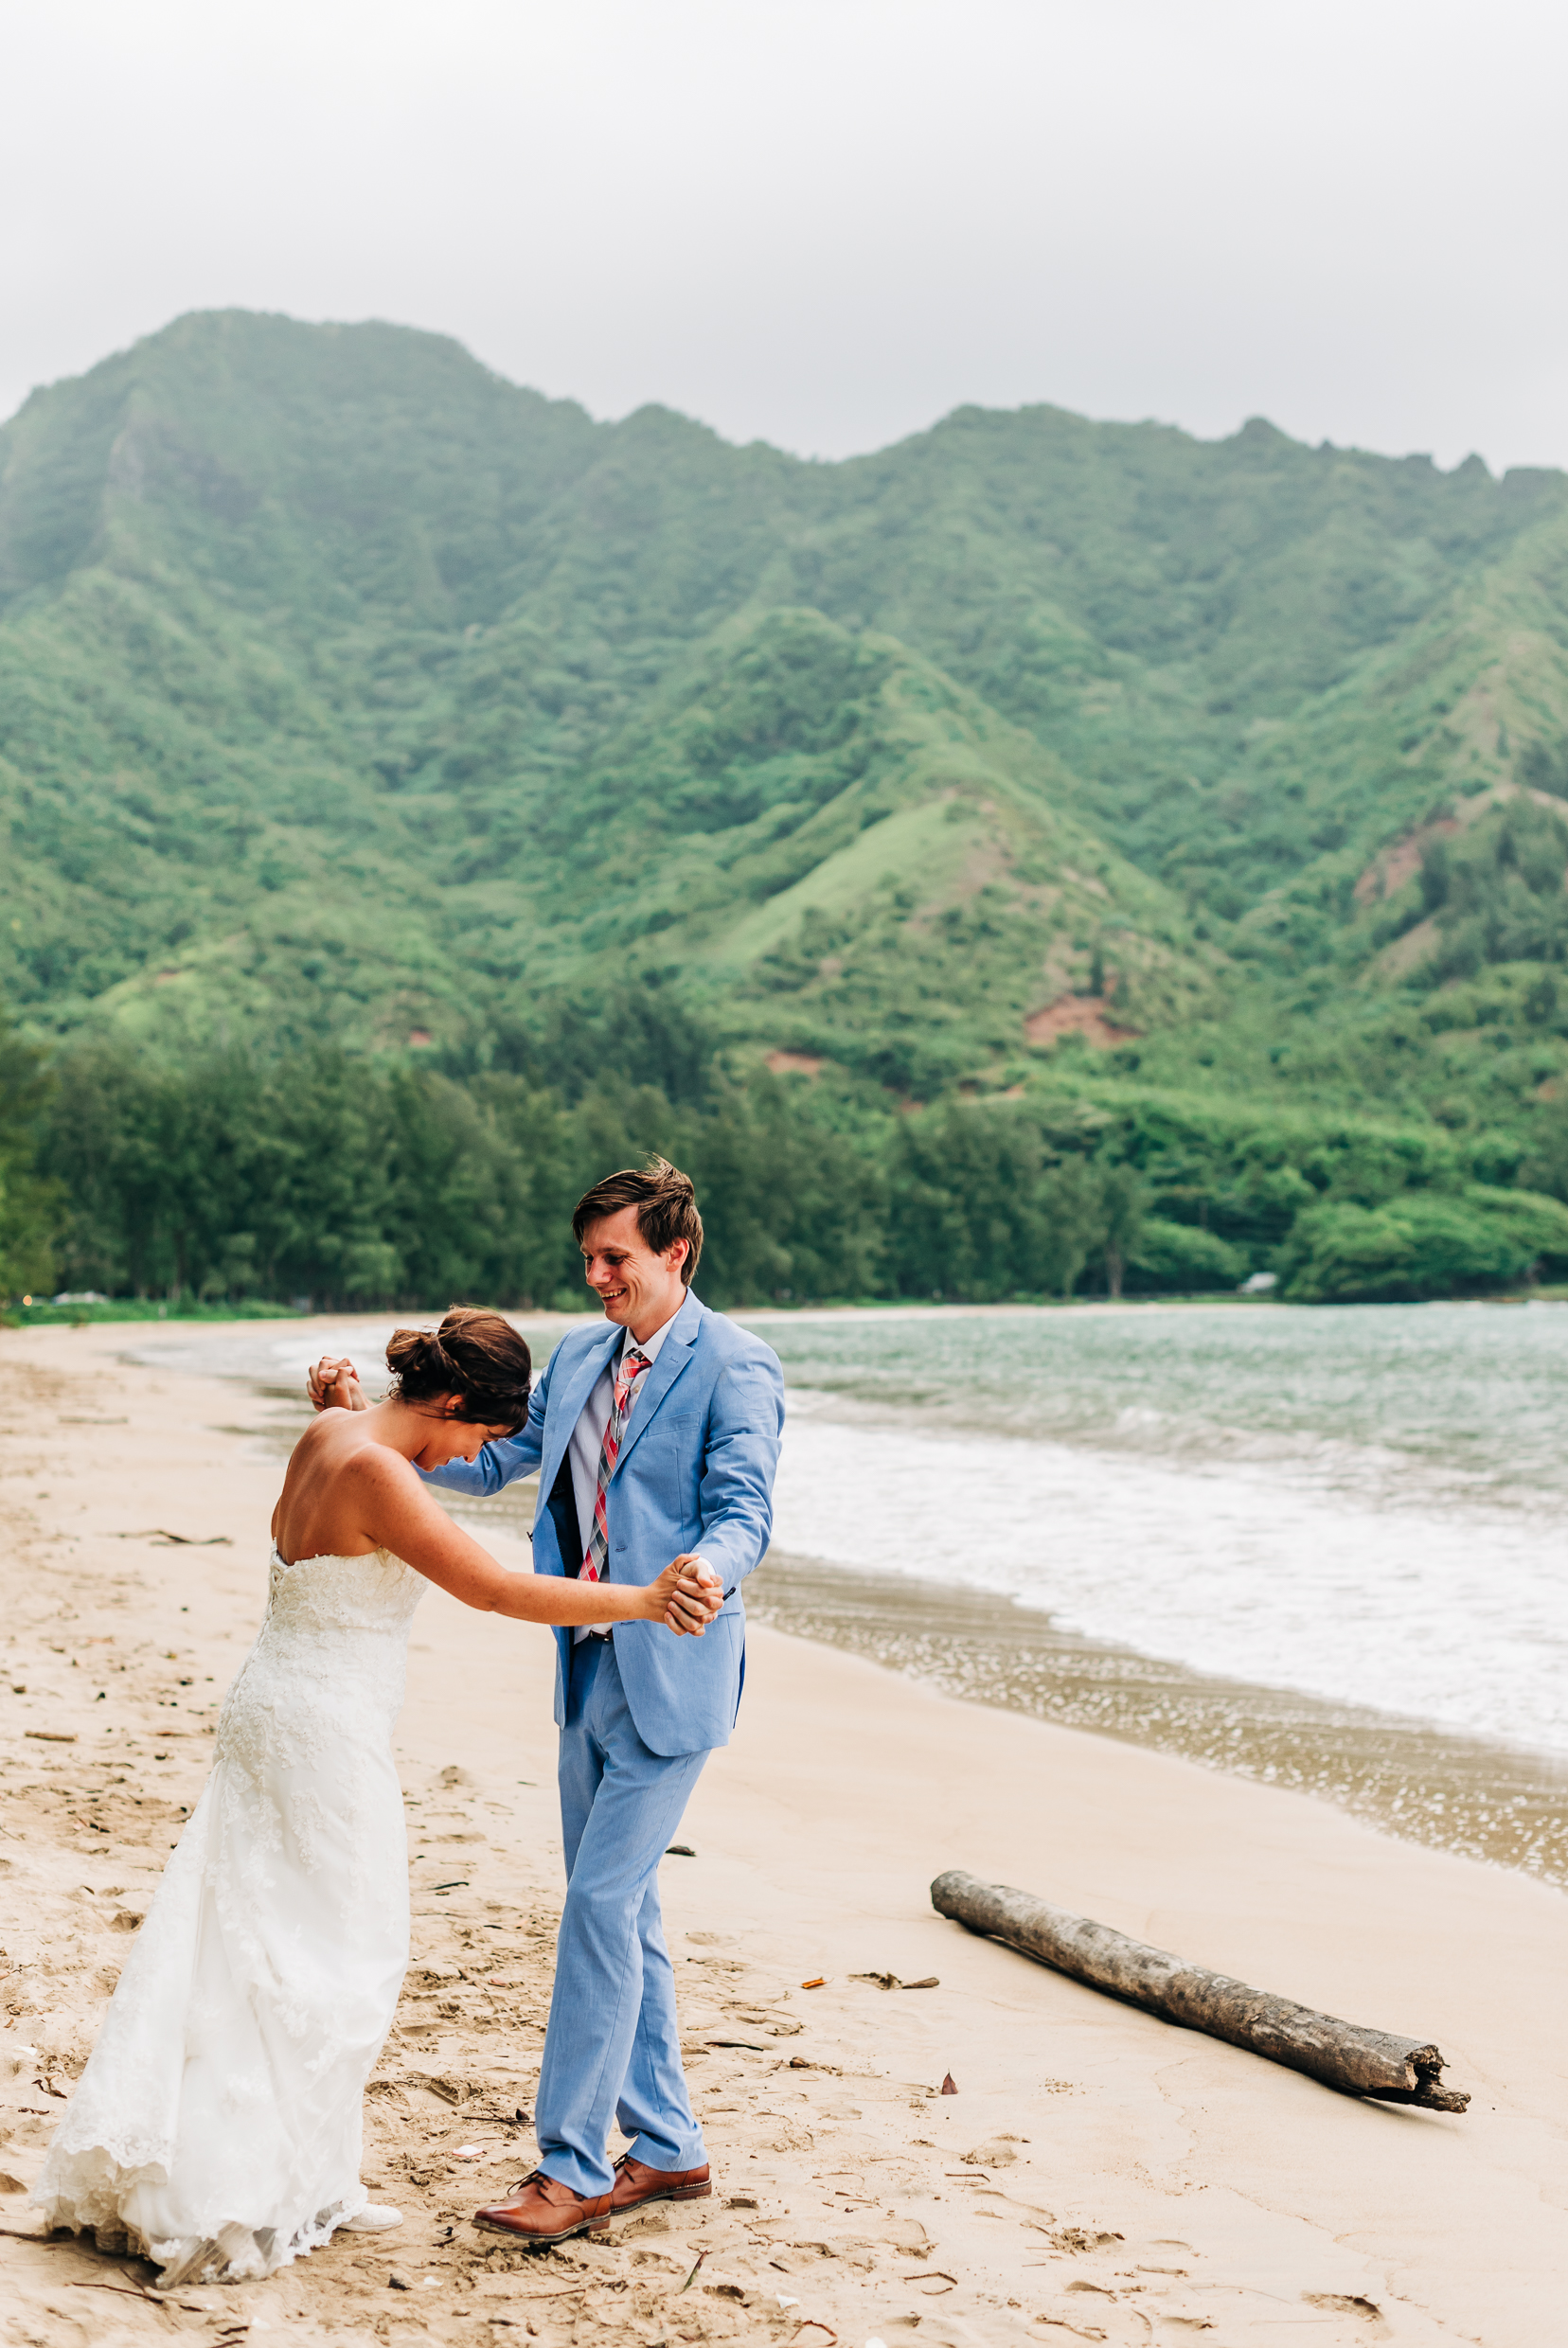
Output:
(312, 1158), (783, 2244)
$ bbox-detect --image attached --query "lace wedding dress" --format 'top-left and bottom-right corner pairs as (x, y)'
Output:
(36, 1546), (426, 2285)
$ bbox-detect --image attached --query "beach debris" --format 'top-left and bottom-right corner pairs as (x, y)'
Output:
(666, 1842), (696, 1857)
(111, 1530), (233, 1547)
(849, 1970), (938, 1990)
(404, 2071), (471, 2106)
(931, 1869), (1470, 2112)
(940, 2073), (958, 2093)
(801, 1976), (826, 1989)
(25, 1731), (76, 1744)
(67, 2281), (186, 2305)
(678, 2250), (708, 2293)
(388, 2273), (411, 2289)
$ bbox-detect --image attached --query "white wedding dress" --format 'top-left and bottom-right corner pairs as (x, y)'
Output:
(36, 1546), (426, 2285)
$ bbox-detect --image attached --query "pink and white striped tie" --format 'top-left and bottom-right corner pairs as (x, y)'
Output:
(579, 1346), (651, 1582)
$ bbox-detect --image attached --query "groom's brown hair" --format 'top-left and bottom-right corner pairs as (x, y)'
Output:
(573, 1156), (704, 1285)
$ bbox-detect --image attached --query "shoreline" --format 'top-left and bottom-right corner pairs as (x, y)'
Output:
(747, 1551), (1568, 1891)
(22, 1287), (1568, 1336)
(3, 1319), (1566, 2343)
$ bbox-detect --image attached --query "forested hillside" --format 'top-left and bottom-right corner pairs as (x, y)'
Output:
(6, 310), (1568, 1309)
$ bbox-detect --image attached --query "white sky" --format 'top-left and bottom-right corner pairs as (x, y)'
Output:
(4, 0), (1567, 472)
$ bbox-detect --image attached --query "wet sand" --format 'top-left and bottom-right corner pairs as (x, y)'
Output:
(2, 1318), (1566, 2347)
(747, 1553), (1568, 1889)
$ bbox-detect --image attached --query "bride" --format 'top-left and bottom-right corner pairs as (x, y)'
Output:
(35, 1307), (718, 2286)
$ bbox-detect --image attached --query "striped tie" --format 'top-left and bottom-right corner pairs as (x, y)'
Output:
(579, 1346), (652, 1582)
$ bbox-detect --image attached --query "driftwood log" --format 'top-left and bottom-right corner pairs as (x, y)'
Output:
(931, 1870), (1468, 2112)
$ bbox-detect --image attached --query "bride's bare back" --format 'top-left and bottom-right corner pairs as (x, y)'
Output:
(271, 1402), (473, 1567)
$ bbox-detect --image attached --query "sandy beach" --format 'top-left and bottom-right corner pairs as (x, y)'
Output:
(2, 1319), (1566, 2347)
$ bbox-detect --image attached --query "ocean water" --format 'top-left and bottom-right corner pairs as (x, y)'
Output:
(750, 1302), (1568, 1760)
(134, 1300), (1568, 1762)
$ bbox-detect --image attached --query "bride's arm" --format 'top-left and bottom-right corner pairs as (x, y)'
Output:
(351, 1452), (720, 1633)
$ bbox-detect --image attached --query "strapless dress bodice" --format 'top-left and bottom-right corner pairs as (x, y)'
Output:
(263, 1543), (427, 1639)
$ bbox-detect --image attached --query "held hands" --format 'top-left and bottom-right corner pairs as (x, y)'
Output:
(649, 1555), (724, 1637)
(308, 1355), (367, 1413)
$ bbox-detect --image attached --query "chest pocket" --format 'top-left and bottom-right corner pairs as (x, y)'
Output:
(628, 1410), (700, 1497)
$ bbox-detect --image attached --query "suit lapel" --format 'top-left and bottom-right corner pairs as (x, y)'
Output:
(540, 1323), (622, 1496)
(611, 1292), (703, 1481)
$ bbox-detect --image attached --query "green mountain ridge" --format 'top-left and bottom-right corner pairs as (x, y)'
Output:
(8, 307), (1568, 1082)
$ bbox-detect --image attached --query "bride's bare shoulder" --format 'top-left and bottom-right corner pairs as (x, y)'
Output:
(286, 1412), (390, 1480)
(300, 1419), (419, 1491)
(288, 1410), (358, 1460)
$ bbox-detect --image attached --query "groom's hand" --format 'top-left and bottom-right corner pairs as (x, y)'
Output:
(665, 1555), (723, 1637)
(308, 1355), (367, 1413)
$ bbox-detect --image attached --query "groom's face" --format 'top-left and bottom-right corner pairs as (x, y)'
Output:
(580, 1205), (687, 1331)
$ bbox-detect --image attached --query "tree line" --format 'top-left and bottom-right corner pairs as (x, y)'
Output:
(19, 1042), (1145, 1311)
(8, 1010), (1568, 1312)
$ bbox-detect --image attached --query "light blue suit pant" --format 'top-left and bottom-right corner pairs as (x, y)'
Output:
(535, 1637), (710, 2197)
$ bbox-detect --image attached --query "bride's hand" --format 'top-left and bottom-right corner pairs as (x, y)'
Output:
(648, 1556), (723, 1637)
(308, 1355), (365, 1413)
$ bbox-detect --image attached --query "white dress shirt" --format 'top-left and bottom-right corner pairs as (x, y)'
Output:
(568, 1309), (705, 1640)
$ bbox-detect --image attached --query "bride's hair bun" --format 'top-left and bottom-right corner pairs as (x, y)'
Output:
(385, 1327), (449, 1383)
(385, 1307), (532, 1432)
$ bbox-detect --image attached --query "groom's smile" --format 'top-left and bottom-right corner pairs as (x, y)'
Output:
(580, 1204), (693, 1344)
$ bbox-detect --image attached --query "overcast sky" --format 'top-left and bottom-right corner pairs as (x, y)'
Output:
(5, 0), (1566, 472)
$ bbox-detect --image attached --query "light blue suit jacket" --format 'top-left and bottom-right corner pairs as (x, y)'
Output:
(423, 1290), (784, 1757)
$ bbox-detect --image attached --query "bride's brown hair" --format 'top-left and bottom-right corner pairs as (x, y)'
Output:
(385, 1307), (532, 1432)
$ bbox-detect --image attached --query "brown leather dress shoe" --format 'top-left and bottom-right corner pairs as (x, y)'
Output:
(608, 2152), (712, 2215)
(472, 2170), (613, 2244)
